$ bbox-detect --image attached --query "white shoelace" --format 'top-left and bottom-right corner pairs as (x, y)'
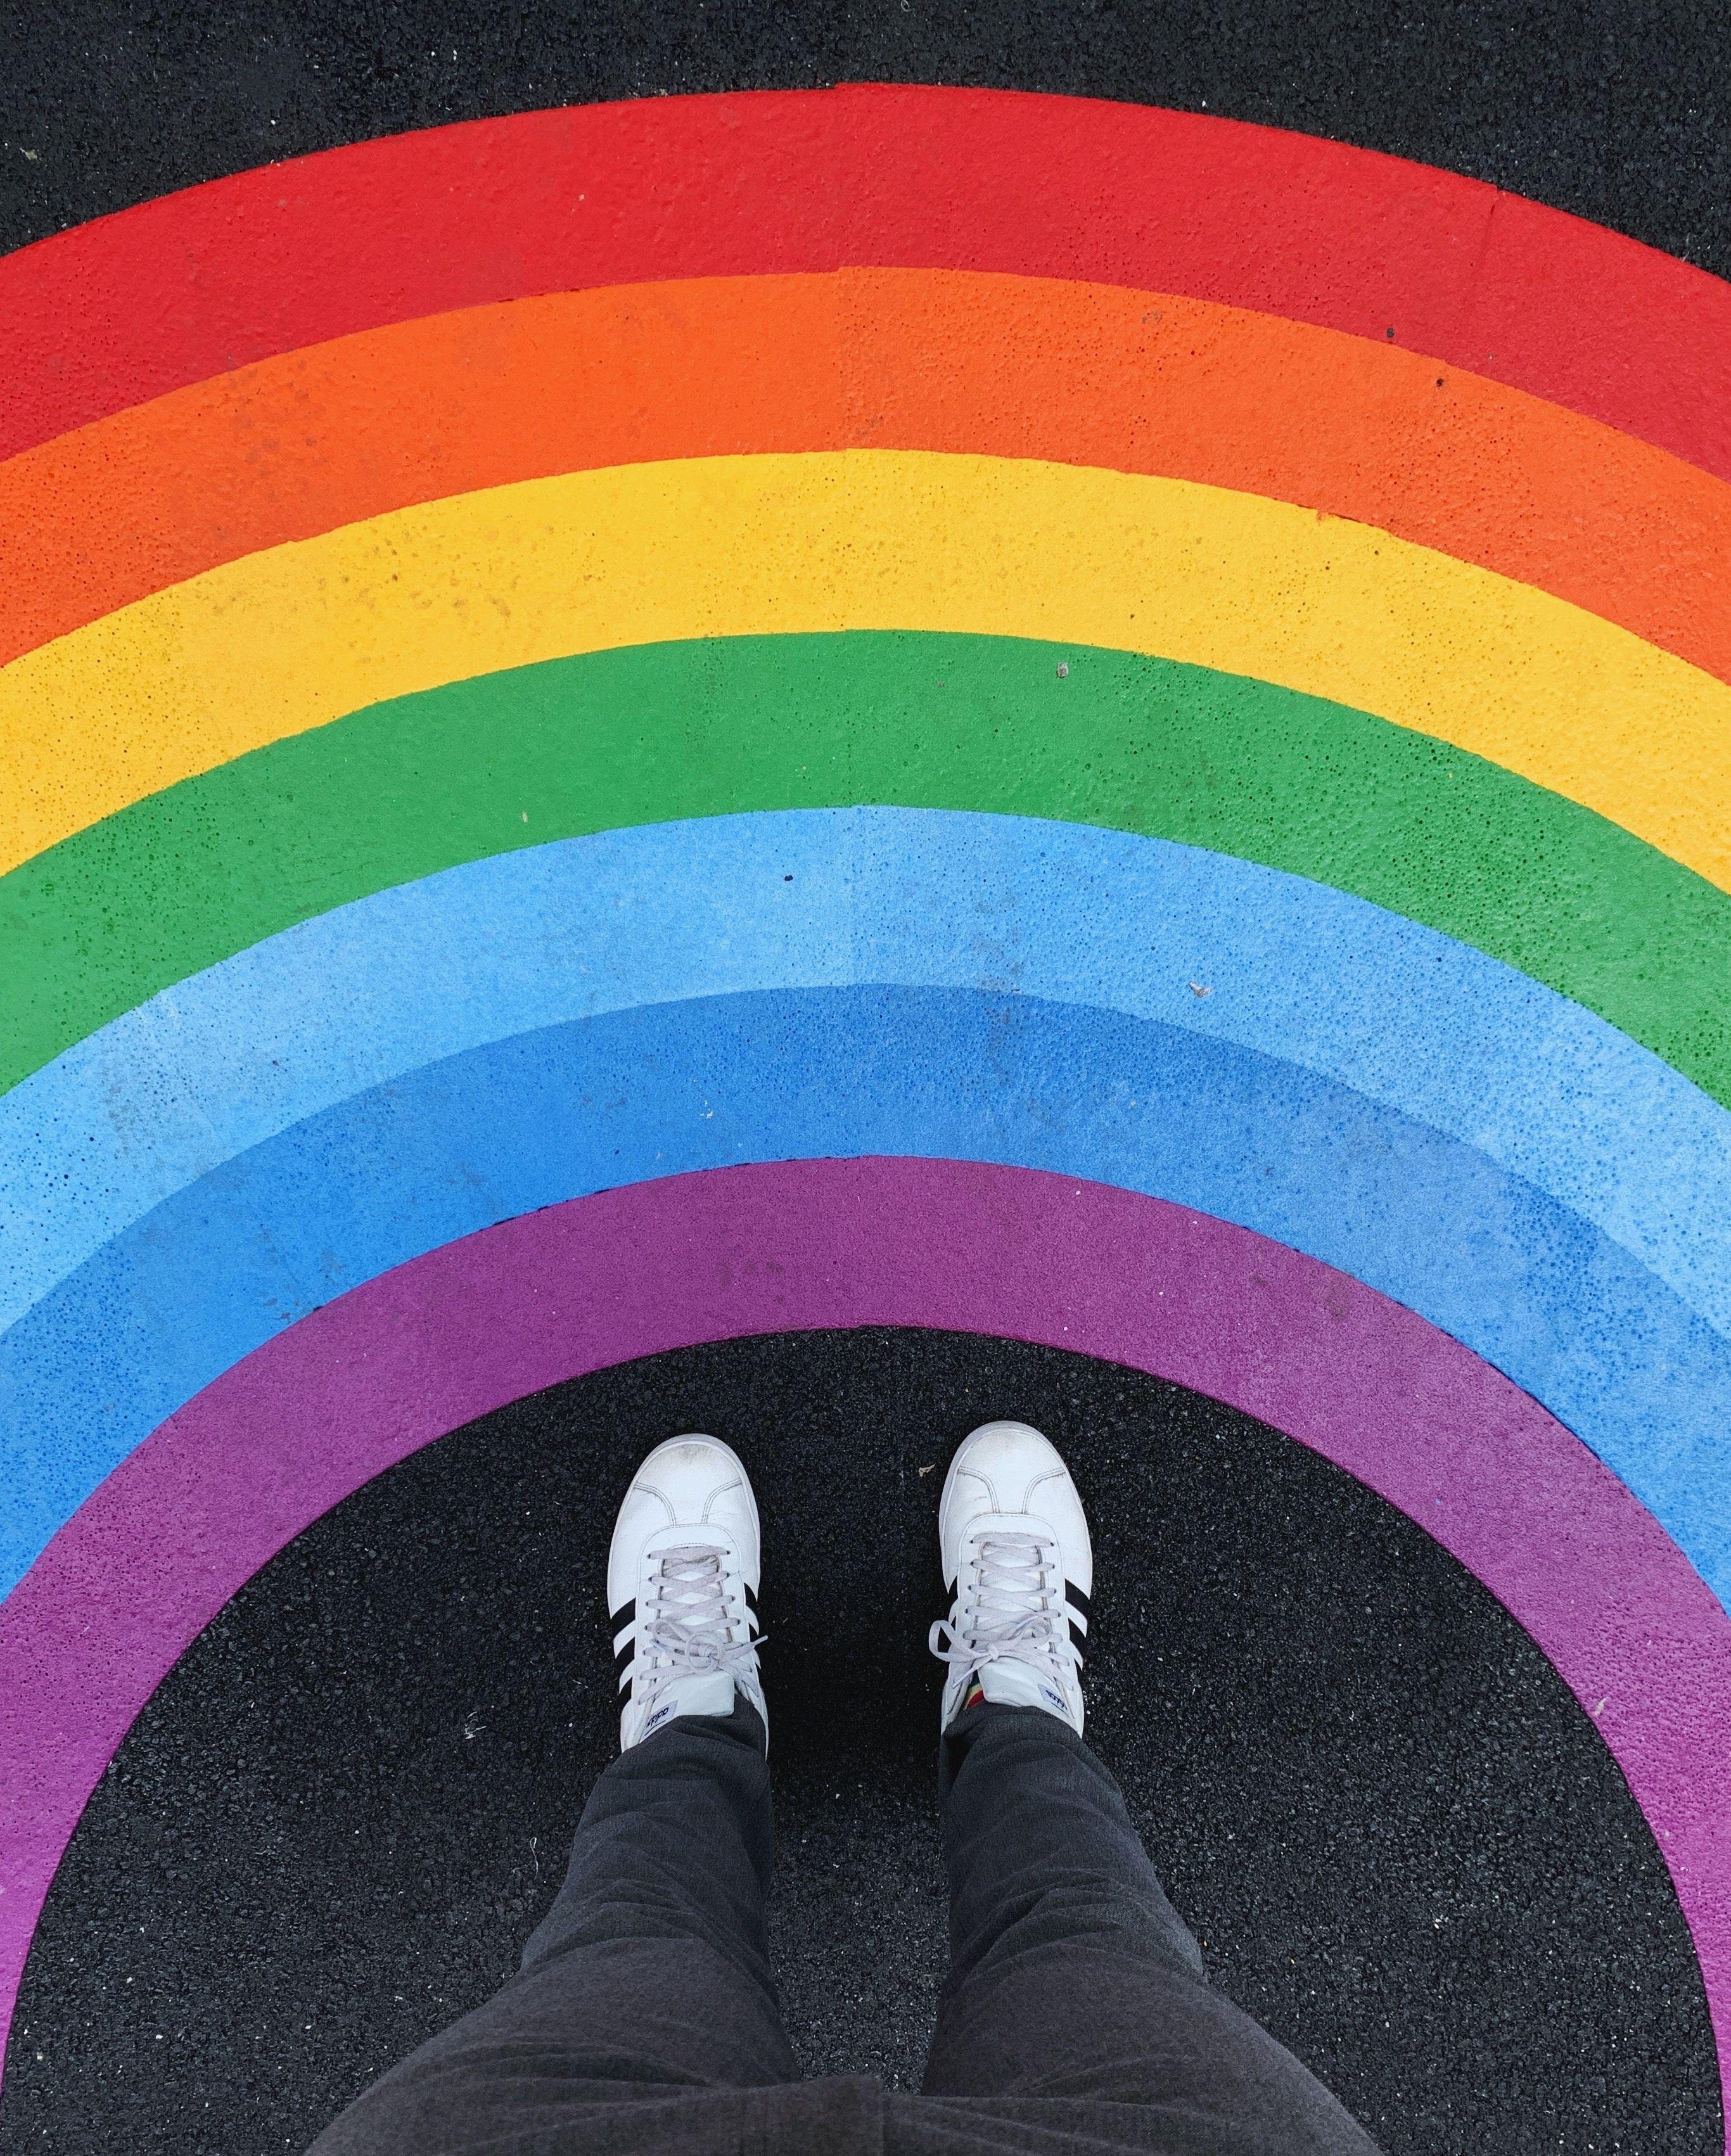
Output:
(635, 1543), (760, 1716)
(928, 1529), (1076, 1687)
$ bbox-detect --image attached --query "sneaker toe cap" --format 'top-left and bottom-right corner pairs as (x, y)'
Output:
(608, 1436), (760, 1609)
(941, 1421), (1091, 1591)
(946, 1420), (1064, 1514)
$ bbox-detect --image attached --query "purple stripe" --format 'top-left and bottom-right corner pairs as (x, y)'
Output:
(2, 1156), (1727, 2117)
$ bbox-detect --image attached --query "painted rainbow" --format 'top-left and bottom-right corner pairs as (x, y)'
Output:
(2, 86), (1728, 2127)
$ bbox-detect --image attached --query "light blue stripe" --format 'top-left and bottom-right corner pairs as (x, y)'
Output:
(3, 809), (1730, 1339)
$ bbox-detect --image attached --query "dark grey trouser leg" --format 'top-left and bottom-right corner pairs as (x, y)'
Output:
(915, 1704), (1383, 2154)
(307, 1702), (808, 2155)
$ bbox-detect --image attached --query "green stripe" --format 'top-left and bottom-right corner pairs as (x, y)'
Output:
(4, 630), (1728, 1104)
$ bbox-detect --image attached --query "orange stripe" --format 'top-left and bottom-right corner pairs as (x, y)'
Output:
(4, 267), (1728, 679)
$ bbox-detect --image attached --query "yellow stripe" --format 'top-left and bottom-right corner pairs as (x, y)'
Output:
(4, 449), (1728, 886)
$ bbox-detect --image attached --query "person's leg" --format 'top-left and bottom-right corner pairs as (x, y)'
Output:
(309, 1436), (801, 2155)
(921, 1700), (1380, 2152)
(310, 1699), (797, 2155)
(918, 1421), (1381, 2153)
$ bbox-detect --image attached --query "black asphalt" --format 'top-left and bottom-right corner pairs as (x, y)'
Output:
(3, 1), (1729, 273)
(3, 1332), (1718, 2154)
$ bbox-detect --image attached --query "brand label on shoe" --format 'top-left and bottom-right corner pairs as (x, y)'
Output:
(644, 1700), (679, 1735)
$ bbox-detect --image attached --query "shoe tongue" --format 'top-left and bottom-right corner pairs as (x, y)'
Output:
(976, 1659), (1065, 1717)
(666, 1670), (735, 1717)
(639, 1671), (735, 1740)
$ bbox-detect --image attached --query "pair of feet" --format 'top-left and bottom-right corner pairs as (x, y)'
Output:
(608, 1422), (1094, 1749)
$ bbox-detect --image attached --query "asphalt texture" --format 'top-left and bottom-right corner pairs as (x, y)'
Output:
(3, 1332), (1717, 2155)
(3, 1), (1730, 274)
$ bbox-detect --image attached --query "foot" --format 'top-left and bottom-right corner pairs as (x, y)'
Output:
(608, 1435), (765, 1749)
(929, 1421), (1092, 1734)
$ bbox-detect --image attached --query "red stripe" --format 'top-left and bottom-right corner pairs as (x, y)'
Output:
(2, 86), (1727, 474)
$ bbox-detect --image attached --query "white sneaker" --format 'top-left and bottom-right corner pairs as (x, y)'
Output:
(607, 1435), (766, 1750)
(929, 1421), (1092, 1734)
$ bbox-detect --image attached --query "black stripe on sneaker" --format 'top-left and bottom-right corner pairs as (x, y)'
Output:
(1070, 1620), (1088, 1659)
(1066, 1581), (1092, 1623)
(613, 1638), (635, 1685)
(609, 1599), (636, 1631)
(743, 1581), (759, 1617)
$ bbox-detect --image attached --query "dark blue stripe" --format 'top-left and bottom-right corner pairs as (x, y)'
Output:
(4, 985), (1729, 1611)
